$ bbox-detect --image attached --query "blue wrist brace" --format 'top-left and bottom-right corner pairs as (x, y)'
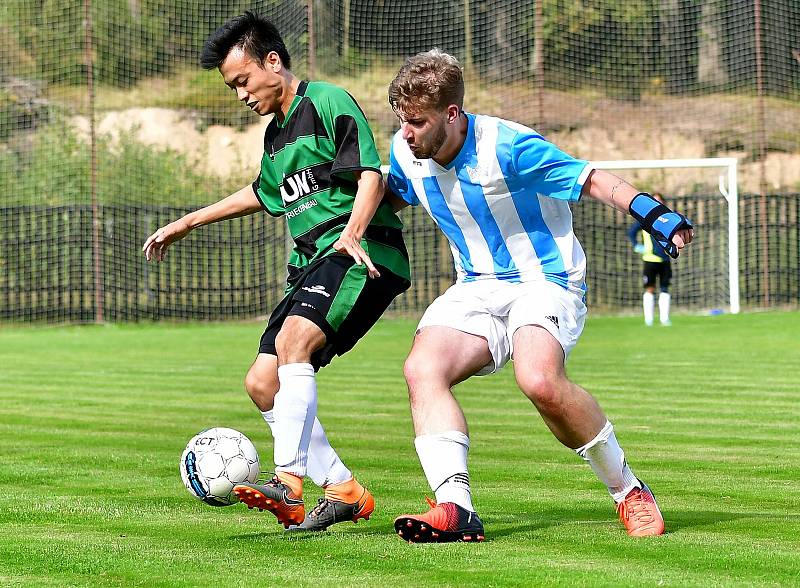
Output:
(629, 193), (692, 258)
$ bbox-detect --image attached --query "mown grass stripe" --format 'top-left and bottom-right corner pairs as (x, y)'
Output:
(0, 312), (798, 587)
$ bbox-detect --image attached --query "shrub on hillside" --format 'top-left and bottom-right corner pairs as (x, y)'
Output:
(1, 122), (241, 206)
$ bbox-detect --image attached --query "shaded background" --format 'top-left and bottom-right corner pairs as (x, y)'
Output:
(1, 0), (798, 321)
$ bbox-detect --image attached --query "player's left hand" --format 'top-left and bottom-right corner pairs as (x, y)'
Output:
(333, 231), (381, 279)
(629, 193), (693, 259)
(671, 227), (694, 254)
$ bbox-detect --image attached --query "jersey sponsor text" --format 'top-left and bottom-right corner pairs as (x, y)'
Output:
(286, 199), (319, 219)
(280, 169), (320, 205)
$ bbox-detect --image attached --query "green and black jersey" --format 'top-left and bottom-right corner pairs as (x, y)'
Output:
(252, 80), (410, 284)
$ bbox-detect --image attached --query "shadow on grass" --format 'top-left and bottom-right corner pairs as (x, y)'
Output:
(229, 522), (397, 542)
(229, 507), (800, 543)
(663, 508), (800, 533)
(486, 506), (800, 539)
(480, 507), (609, 540)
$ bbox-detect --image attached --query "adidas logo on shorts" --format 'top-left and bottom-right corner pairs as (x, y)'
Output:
(545, 315), (559, 328)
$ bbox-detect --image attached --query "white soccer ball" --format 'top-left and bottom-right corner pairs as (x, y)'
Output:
(179, 427), (260, 506)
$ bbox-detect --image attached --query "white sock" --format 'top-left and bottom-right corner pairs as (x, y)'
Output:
(261, 410), (352, 487)
(272, 363), (317, 479)
(575, 421), (640, 503)
(659, 292), (671, 324)
(643, 292), (655, 326)
(306, 418), (352, 487)
(414, 431), (475, 512)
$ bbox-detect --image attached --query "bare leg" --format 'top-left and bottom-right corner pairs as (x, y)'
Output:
(403, 326), (492, 512)
(512, 325), (606, 449)
(403, 326), (493, 436)
(245, 353), (279, 412)
(512, 325), (640, 503)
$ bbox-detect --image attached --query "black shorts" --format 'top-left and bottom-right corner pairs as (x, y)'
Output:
(642, 261), (672, 291)
(259, 253), (410, 370)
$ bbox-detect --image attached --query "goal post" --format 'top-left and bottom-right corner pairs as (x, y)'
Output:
(592, 158), (740, 314)
(383, 156), (741, 315)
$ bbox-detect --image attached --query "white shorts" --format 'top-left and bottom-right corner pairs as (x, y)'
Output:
(417, 279), (587, 375)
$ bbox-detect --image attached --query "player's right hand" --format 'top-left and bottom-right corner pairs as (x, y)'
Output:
(142, 219), (191, 262)
(333, 230), (381, 279)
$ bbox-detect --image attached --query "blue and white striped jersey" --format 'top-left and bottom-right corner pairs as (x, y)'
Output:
(388, 112), (592, 294)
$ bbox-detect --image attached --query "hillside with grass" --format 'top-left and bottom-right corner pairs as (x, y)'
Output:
(3, 65), (800, 207)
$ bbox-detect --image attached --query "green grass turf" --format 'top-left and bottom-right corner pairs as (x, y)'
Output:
(1, 311), (799, 587)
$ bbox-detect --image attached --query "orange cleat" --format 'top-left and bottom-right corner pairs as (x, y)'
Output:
(617, 481), (665, 537)
(287, 478), (375, 532)
(288, 490), (374, 532)
(234, 475), (305, 528)
(394, 497), (485, 543)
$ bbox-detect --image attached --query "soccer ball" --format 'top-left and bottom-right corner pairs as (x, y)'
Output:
(179, 427), (260, 506)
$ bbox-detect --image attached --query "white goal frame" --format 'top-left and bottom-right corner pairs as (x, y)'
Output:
(592, 158), (740, 314)
(381, 157), (740, 314)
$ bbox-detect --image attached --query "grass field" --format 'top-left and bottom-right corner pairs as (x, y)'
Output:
(1, 311), (799, 587)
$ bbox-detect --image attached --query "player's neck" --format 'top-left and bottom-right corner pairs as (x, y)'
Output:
(432, 112), (468, 167)
(276, 74), (301, 123)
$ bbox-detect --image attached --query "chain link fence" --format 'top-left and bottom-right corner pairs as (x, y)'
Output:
(2, 0), (798, 322)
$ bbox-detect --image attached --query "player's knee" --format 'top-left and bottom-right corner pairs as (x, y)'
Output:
(404, 353), (443, 395)
(403, 354), (423, 391)
(244, 369), (278, 411)
(517, 371), (561, 412)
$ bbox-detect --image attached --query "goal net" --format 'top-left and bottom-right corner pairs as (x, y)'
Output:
(580, 158), (739, 315)
(1, 0), (798, 322)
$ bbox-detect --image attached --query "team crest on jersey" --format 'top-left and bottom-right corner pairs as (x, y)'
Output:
(465, 164), (485, 182)
(280, 169), (320, 205)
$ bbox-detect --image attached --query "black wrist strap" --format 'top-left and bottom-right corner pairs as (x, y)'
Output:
(641, 203), (671, 231)
(630, 193), (673, 232)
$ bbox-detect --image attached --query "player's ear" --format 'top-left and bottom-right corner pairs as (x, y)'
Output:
(265, 51), (281, 72)
(447, 105), (460, 124)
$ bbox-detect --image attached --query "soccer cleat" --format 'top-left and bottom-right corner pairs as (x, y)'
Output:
(287, 486), (375, 532)
(616, 480), (665, 537)
(394, 497), (485, 543)
(233, 476), (305, 528)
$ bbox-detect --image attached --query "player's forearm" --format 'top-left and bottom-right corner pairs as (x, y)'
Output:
(343, 170), (384, 239)
(583, 170), (640, 213)
(184, 184), (263, 229)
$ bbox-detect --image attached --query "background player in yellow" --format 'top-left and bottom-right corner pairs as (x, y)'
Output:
(628, 193), (674, 326)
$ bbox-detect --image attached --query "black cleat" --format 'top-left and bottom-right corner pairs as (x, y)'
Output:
(287, 487), (375, 532)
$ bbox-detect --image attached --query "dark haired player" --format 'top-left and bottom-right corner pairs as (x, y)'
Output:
(143, 11), (410, 531)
